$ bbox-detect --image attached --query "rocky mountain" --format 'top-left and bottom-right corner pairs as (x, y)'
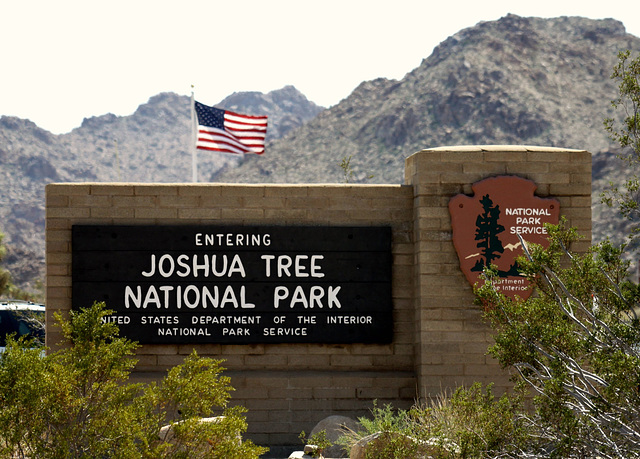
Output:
(0, 87), (324, 291)
(219, 85), (325, 141)
(214, 14), (640, 257)
(216, 15), (637, 183)
(2, 14), (640, 292)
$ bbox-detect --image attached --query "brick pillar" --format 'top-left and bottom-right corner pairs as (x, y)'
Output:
(404, 146), (592, 399)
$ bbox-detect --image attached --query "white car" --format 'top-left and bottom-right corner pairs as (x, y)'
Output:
(0, 300), (45, 351)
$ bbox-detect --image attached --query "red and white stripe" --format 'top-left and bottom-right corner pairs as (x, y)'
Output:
(197, 111), (268, 155)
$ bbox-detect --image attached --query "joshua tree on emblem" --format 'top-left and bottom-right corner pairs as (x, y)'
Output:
(471, 194), (505, 272)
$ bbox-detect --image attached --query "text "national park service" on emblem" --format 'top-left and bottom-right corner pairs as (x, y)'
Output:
(449, 176), (560, 299)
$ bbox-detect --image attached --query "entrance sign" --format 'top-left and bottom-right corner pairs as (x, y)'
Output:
(72, 225), (392, 344)
(449, 176), (560, 299)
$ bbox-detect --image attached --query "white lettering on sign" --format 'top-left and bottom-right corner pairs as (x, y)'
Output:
(192, 315), (262, 325)
(73, 225), (392, 344)
(516, 217), (540, 225)
(261, 255), (325, 278)
(504, 207), (552, 235)
(141, 315), (179, 325)
(504, 208), (551, 216)
(262, 327), (308, 336)
(223, 328), (250, 336)
(194, 232), (272, 247)
(124, 284), (256, 309)
(510, 226), (548, 235)
(326, 315), (373, 324)
(157, 327), (211, 336)
(124, 239), (342, 311)
(101, 315), (130, 324)
(273, 285), (341, 309)
(141, 254), (246, 278)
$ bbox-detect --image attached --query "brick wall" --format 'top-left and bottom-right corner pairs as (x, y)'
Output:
(405, 146), (592, 399)
(45, 145), (592, 447)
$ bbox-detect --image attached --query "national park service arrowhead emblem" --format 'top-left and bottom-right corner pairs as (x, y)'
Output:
(448, 176), (560, 299)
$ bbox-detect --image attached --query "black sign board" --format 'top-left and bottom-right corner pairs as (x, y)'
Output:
(72, 225), (393, 344)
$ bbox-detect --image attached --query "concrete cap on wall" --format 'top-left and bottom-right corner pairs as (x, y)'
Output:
(411, 145), (589, 154)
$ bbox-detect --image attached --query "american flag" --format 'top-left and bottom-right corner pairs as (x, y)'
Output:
(194, 101), (268, 155)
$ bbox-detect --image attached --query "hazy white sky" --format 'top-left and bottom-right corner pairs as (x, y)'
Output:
(2, 0), (640, 134)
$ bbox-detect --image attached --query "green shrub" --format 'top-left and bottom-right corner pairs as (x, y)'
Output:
(0, 302), (267, 458)
(339, 385), (525, 458)
(410, 383), (527, 458)
(298, 429), (332, 458)
(477, 223), (640, 457)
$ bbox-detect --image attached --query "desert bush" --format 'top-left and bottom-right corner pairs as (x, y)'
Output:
(339, 385), (525, 458)
(477, 223), (640, 457)
(0, 302), (267, 458)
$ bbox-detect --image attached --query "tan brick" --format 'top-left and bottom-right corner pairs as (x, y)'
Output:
(90, 184), (135, 195)
(45, 229), (71, 242)
(553, 162), (592, 174)
(134, 185), (179, 196)
(243, 197), (286, 208)
(463, 162), (507, 174)
(198, 192), (240, 208)
(46, 195), (70, 207)
(142, 344), (179, 354)
(526, 151), (573, 162)
(441, 151), (484, 164)
(571, 196), (593, 207)
(219, 185), (265, 197)
(244, 355), (288, 367)
(330, 355), (374, 367)
(264, 186), (308, 197)
(47, 275), (72, 287)
(373, 355), (413, 368)
(134, 208), (178, 219)
(464, 363), (506, 377)
(47, 207), (91, 218)
(357, 387), (400, 399)
(283, 196), (330, 208)
(460, 341), (493, 355)
(46, 218), (72, 230)
(46, 183), (92, 196)
(233, 387), (270, 399)
(90, 207), (135, 219)
(47, 264), (69, 276)
(222, 344), (265, 355)
(112, 195), (156, 207)
(269, 387), (314, 399)
(483, 151), (527, 162)
(69, 195), (112, 207)
(158, 195), (200, 207)
(220, 208), (264, 220)
(178, 185), (221, 197)
(505, 162), (550, 174)
(45, 286), (71, 300)
(421, 320), (465, 331)
(246, 398), (291, 411)
(263, 208), (309, 221)
(287, 355), (331, 367)
(178, 208), (222, 219)
(565, 207), (592, 219)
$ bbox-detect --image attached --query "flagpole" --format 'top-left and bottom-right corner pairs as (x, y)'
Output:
(190, 87), (198, 183)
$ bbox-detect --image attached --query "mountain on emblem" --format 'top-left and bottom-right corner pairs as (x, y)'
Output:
(449, 176), (560, 299)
